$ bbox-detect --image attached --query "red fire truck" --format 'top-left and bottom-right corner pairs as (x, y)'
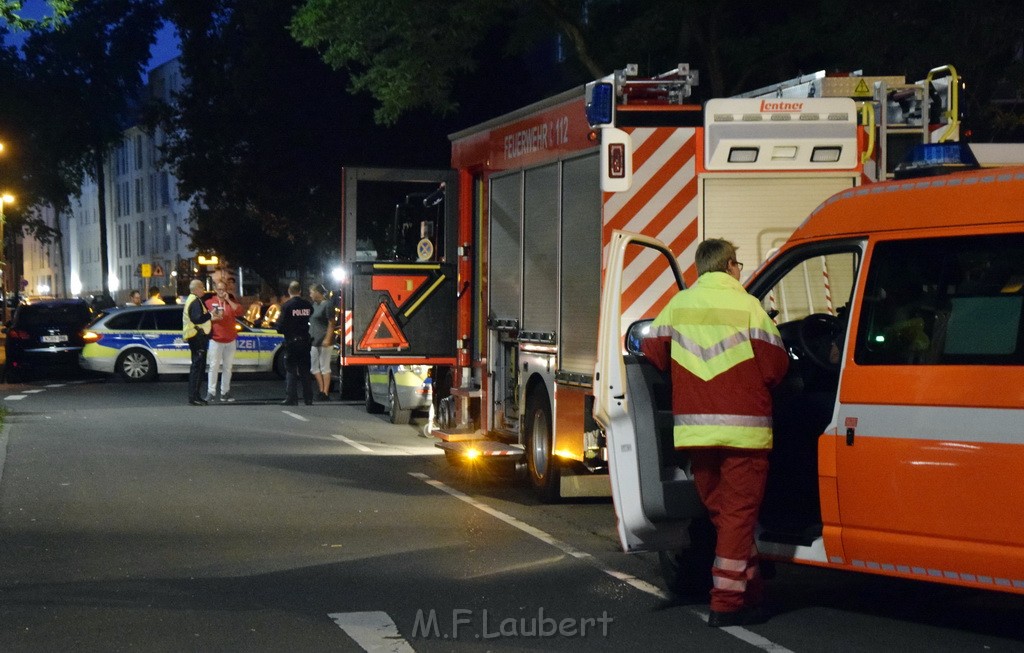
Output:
(339, 63), (969, 501)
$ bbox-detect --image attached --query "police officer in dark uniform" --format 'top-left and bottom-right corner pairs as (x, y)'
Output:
(275, 280), (315, 405)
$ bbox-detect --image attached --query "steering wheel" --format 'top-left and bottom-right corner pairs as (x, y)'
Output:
(797, 313), (843, 371)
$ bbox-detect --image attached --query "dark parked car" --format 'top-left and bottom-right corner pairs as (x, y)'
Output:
(3, 298), (93, 381)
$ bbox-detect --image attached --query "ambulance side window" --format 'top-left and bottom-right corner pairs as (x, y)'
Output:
(760, 251), (859, 324)
(855, 234), (1024, 365)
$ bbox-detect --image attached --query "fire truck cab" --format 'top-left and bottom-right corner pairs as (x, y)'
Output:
(595, 165), (1024, 596)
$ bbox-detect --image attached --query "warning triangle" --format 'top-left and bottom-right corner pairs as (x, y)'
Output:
(853, 79), (871, 97)
(358, 303), (410, 351)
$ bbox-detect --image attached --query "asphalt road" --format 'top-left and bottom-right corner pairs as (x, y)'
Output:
(0, 370), (1022, 652)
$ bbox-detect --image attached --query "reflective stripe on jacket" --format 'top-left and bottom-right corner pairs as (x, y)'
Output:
(641, 271), (789, 449)
(183, 293), (211, 340)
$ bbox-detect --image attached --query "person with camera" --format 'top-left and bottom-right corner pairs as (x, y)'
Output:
(275, 280), (315, 406)
(204, 280), (243, 402)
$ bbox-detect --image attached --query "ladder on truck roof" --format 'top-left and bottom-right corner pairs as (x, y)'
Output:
(738, 64), (962, 181)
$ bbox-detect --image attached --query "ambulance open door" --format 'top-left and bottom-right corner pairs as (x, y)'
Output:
(593, 230), (704, 553)
(340, 167), (458, 366)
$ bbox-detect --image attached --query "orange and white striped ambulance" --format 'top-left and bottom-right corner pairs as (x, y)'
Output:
(420, 63), (968, 501)
(595, 165), (1024, 595)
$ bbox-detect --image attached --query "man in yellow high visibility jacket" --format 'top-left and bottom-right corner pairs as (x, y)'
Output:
(642, 238), (789, 628)
(183, 279), (219, 406)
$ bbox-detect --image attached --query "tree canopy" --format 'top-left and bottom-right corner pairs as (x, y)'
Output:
(162, 0), (457, 290)
(291, 0), (1024, 140)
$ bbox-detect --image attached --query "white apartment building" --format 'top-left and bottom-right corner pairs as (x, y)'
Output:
(21, 58), (193, 304)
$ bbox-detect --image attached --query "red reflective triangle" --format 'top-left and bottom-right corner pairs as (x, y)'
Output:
(358, 303), (410, 351)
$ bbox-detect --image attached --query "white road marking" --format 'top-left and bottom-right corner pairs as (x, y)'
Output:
(0, 427), (7, 491)
(409, 472), (794, 653)
(45, 384), (65, 388)
(332, 434), (374, 452)
(4, 395), (26, 401)
(328, 611), (415, 652)
(23, 389), (44, 394)
(282, 410), (308, 422)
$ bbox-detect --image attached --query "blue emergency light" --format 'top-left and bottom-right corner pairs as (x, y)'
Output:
(586, 82), (614, 127)
(894, 142), (980, 179)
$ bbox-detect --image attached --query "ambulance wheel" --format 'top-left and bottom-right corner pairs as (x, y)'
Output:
(116, 349), (156, 382)
(364, 370), (384, 414)
(525, 387), (560, 503)
(388, 377), (411, 424)
(658, 516), (715, 598)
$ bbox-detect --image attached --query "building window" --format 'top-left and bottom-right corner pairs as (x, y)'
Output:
(160, 172), (170, 207)
(135, 134), (143, 170)
(138, 220), (146, 256)
(135, 178), (143, 213)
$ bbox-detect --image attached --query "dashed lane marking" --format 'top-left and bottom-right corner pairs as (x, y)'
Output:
(282, 410), (308, 422)
(328, 611), (414, 652)
(331, 434), (373, 452)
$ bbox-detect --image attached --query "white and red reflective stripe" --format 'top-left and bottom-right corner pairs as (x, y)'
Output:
(603, 127), (700, 329)
(712, 576), (747, 592)
(821, 255), (834, 315)
(344, 309), (353, 346)
(714, 556), (748, 572)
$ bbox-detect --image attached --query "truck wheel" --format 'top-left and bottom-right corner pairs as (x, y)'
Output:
(525, 387), (560, 502)
(388, 377), (412, 424)
(658, 516), (715, 598)
(364, 370), (384, 414)
(116, 349), (156, 382)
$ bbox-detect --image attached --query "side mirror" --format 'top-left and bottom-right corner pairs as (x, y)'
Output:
(625, 319), (653, 355)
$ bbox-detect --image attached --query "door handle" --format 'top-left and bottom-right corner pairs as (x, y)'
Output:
(846, 427), (855, 446)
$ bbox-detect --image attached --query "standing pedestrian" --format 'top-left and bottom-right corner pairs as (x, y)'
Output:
(275, 280), (314, 406)
(205, 280), (243, 402)
(641, 239), (789, 628)
(183, 279), (220, 406)
(308, 283), (336, 401)
(126, 290), (142, 306)
(145, 286), (166, 304)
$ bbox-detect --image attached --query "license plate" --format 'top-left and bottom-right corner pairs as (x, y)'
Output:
(41, 335), (68, 343)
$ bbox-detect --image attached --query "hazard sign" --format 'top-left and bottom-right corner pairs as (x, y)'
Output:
(358, 303), (410, 351)
(343, 260), (457, 365)
(853, 80), (871, 97)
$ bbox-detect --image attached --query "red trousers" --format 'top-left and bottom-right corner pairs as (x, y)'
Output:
(689, 447), (769, 613)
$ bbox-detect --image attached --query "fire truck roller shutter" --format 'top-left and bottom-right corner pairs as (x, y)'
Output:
(700, 175), (856, 282)
(489, 172), (523, 324)
(559, 153), (602, 376)
(522, 163), (559, 338)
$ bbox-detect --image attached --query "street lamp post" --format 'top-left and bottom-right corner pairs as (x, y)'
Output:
(0, 193), (15, 325)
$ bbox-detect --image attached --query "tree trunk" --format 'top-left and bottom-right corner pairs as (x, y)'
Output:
(94, 149), (110, 298)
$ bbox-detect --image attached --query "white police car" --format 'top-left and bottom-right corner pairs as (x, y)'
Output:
(364, 364), (432, 424)
(79, 305), (286, 382)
